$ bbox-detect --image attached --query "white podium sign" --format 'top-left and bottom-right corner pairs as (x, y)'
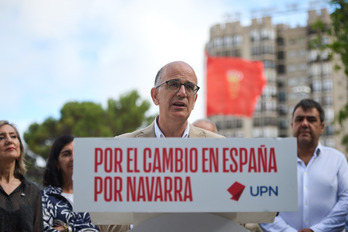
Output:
(74, 137), (297, 216)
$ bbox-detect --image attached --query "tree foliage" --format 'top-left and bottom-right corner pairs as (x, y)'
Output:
(311, 1), (348, 152)
(329, 0), (348, 76)
(24, 90), (155, 160)
(329, 0), (348, 152)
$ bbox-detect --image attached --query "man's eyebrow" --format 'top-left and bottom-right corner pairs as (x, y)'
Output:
(295, 115), (317, 119)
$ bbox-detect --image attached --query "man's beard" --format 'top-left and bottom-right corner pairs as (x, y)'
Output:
(297, 134), (315, 148)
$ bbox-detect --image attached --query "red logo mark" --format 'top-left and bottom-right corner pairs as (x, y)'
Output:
(227, 181), (245, 201)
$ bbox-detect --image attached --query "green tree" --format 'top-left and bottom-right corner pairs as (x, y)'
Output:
(329, 0), (348, 152)
(310, 1), (348, 152)
(106, 90), (154, 136)
(24, 90), (155, 160)
(329, 0), (348, 76)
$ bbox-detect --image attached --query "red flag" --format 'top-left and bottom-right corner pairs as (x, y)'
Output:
(206, 53), (266, 118)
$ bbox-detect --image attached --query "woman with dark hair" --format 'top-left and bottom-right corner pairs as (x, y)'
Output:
(0, 120), (43, 231)
(42, 135), (100, 232)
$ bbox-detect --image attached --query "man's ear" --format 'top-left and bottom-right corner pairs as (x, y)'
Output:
(320, 122), (325, 133)
(151, 87), (159, 105)
(192, 93), (198, 109)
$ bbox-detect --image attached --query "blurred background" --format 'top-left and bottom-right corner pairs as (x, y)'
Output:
(1, 0), (347, 186)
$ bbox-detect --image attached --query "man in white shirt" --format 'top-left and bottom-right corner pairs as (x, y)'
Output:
(260, 99), (348, 232)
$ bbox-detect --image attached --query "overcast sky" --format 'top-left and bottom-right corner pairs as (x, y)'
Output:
(1, 0), (329, 137)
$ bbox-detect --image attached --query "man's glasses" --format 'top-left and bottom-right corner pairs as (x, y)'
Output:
(155, 79), (200, 95)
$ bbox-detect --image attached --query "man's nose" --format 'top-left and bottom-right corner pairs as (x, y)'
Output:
(301, 119), (309, 127)
(177, 84), (187, 96)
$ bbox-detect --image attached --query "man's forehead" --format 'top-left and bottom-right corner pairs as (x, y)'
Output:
(162, 63), (197, 82)
(294, 107), (319, 117)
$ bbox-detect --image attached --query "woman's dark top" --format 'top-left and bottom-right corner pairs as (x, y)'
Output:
(0, 176), (43, 232)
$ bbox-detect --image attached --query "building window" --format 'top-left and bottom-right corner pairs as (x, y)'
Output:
(309, 64), (320, 76)
(252, 128), (262, 137)
(312, 80), (322, 92)
(265, 70), (276, 81)
(263, 86), (277, 98)
(250, 30), (260, 42)
(264, 128), (278, 138)
(277, 51), (285, 59)
(324, 138), (335, 147)
(277, 65), (285, 74)
(224, 36), (233, 48)
(324, 125), (334, 136)
(213, 37), (223, 48)
(323, 95), (333, 106)
(263, 45), (274, 54)
(279, 119), (287, 129)
(326, 108), (334, 122)
(289, 38), (296, 45)
(233, 35), (242, 45)
(321, 49), (329, 60)
(288, 78), (297, 86)
(287, 65), (296, 72)
(322, 36), (331, 45)
(313, 96), (321, 104)
(298, 64), (307, 71)
(232, 49), (241, 57)
(277, 37), (284, 46)
(254, 101), (261, 112)
(323, 79), (333, 91)
(278, 105), (287, 115)
(264, 60), (275, 69)
(252, 46), (260, 55)
(298, 50), (307, 57)
(262, 100), (277, 111)
(278, 92), (286, 102)
(287, 51), (296, 58)
(308, 50), (318, 62)
(322, 63), (332, 75)
(261, 29), (275, 40)
(253, 117), (278, 127)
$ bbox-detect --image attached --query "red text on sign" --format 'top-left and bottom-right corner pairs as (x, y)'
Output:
(202, 148), (219, 172)
(127, 148), (140, 173)
(94, 147), (123, 173)
(94, 176), (123, 202)
(127, 176), (193, 202)
(142, 147), (198, 173)
(222, 145), (277, 173)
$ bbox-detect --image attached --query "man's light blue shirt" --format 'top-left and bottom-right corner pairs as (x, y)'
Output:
(260, 143), (348, 232)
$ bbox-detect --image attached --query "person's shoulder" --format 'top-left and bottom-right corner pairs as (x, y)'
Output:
(190, 125), (225, 138)
(115, 130), (139, 138)
(42, 185), (62, 195)
(320, 145), (344, 154)
(21, 178), (42, 196)
(204, 130), (225, 138)
(115, 128), (147, 138)
(319, 144), (346, 160)
(115, 123), (155, 138)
